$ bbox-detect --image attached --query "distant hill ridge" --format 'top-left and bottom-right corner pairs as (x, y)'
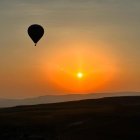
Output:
(0, 92), (140, 108)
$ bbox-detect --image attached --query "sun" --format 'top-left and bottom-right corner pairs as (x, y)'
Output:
(77, 72), (83, 79)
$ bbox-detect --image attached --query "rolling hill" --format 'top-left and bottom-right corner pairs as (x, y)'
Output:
(0, 96), (140, 139)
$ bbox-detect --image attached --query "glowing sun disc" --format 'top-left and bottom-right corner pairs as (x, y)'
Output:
(77, 72), (83, 79)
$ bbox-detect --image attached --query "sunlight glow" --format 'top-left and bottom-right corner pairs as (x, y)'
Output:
(77, 72), (83, 79)
(42, 42), (118, 94)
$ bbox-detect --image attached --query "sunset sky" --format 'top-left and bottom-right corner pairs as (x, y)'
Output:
(0, 0), (140, 98)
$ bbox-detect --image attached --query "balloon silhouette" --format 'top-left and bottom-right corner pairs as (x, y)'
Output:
(28, 24), (44, 46)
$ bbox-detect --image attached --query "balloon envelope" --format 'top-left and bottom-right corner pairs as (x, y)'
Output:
(28, 24), (44, 46)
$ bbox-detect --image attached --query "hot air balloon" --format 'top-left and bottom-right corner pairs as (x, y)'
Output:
(28, 24), (44, 46)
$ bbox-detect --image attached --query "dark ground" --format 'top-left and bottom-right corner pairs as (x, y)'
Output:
(0, 96), (140, 140)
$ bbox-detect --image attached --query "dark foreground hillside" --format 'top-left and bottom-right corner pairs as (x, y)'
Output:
(0, 96), (140, 140)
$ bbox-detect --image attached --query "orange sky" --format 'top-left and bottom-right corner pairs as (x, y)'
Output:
(0, 0), (140, 98)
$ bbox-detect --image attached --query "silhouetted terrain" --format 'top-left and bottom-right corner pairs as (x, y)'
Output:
(0, 96), (140, 140)
(0, 92), (140, 107)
